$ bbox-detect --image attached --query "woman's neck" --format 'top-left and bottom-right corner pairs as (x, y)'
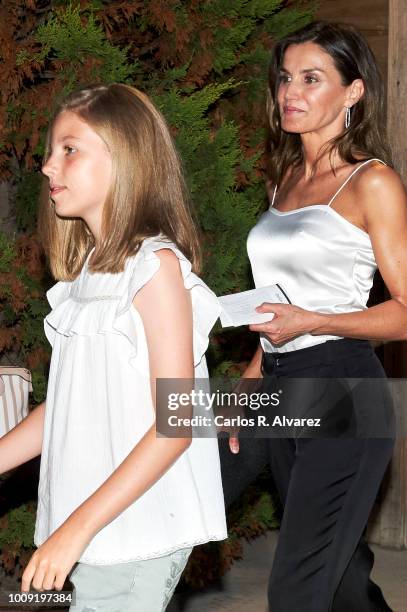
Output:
(300, 127), (344, 179)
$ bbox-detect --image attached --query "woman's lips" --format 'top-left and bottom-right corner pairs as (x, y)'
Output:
(283, 106), (305, 114)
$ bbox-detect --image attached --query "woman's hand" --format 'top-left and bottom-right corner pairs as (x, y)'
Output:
(249, 302), (319, 346)
(216, 408), (242, 454)
(21, 518), (91, 592)
(226, 345), (264, 454)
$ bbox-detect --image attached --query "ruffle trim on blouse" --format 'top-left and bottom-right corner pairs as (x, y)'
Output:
(76, 532), (227, 565)
(44, 238), (221, 367)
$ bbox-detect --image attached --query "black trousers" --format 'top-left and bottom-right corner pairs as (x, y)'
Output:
(219, 338), (394, 612)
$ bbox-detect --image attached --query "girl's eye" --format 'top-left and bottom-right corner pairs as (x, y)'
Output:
(304, 74), (318, 84)
(64, 145), (77, 155)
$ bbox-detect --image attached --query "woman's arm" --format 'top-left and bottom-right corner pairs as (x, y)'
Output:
(251, 166), (407, 344)
(228, 343), (263, 454)
(0, 402), (45, 474)
(310, 165), (407, 340)
(242, 343), (263, 378)
(22, 250), (194, 592)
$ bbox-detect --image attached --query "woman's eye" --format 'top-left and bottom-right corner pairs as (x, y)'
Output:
(304, 74), (318, 84)
(279, 74), (291, 83)
(64, 145), (77, 155)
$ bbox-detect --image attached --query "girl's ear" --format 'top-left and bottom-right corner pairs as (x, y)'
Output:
(346, 78), (365, 108)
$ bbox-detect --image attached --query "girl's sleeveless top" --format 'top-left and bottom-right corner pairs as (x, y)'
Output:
(247, 159), (385, 354)
(35, 237), (227, 564)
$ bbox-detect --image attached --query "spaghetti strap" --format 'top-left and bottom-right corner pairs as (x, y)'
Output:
(269, 185), (278, 209)
(327, 158), (386, 207)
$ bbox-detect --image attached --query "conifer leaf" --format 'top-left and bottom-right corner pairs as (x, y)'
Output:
(0, 0), (314, 581)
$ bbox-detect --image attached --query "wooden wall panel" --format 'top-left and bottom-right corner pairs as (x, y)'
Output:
(316, 0), (388, 84)
(314, 2), (407, 549)
(377, 0), (407, 551)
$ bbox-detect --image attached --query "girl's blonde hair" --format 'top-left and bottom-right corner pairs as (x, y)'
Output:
(38, 83), (201, 280)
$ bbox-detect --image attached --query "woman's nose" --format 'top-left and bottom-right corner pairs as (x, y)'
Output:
(284, 81), (300, 100)
(284, 78), (301, 99)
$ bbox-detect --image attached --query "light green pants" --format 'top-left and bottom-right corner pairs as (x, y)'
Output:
(68, 547), (192, 612)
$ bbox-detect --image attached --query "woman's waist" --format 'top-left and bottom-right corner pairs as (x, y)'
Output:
(258, 295), (369, 355)
(261, 338), (381, 377)
(254, 281), (370, 315)
(261, 332), (343, 355)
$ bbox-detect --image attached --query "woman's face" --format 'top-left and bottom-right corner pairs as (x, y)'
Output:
(277, 41), (359, 138)
(42, 111), (112, 235)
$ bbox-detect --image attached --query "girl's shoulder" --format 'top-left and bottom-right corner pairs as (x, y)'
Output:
(128, 235), (190, 277)
(124, 235), (221, 369)
(131, 235), (209, 296)
(136, 235), (182, 258)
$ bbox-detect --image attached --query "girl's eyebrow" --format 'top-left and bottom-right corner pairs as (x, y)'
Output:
(59, 135), (81, 142)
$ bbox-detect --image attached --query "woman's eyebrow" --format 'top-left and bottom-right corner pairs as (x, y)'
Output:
(280, 67), (326, 74)
(300, 67), (325, 73)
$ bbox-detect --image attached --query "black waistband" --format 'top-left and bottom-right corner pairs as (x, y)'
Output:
(262, 338), (373, 375)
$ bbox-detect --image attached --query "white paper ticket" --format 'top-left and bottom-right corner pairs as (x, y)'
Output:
(218, 284), (291, 328)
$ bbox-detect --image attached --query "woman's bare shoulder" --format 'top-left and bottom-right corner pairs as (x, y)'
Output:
(353, 161), (406, 218)
(354, 161), (402, 192)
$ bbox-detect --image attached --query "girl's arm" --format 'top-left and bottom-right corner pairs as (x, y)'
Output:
(251, 166), (407, 344)
(0, 402), (45, 474)
(67, 249), (194, 534)
(22, 249), (194, 592)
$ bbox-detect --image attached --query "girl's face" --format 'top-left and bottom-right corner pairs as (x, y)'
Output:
(277, 42), (361, 138)
(42, 111), (112, 237)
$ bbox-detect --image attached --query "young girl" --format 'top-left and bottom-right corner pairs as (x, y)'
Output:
(0, 83), (227, 610)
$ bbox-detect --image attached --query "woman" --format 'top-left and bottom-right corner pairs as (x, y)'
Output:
(221, 21), (407, 612)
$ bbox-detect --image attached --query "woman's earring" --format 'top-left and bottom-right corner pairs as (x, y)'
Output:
(345, 106), (351, 129)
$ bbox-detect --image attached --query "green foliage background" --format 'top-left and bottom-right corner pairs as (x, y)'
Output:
(0, 0), (314, 585)
(3, 0), (314, 384)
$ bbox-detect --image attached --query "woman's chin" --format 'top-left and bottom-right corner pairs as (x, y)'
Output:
(281, 126), (304, 135)
(280, 118), (308, 134)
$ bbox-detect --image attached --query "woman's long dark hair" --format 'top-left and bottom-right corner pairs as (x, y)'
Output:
(267, 21), (393, 186)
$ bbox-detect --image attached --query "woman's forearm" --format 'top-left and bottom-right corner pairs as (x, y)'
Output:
(310, 298), (407, 341)
(0, 402), (45, 474)
(64, 426), (191, 540)
(242, 343), (263, 378)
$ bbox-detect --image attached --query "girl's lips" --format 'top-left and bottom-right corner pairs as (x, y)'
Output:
(50, 186), (66, 195)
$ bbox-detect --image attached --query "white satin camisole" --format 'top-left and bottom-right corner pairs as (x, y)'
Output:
(247, 158), (385, 353)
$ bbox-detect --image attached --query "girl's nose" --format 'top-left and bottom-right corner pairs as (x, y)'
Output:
(42, 158), (55, 179)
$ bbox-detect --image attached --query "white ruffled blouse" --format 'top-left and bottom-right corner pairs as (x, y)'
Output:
(34, 237), (227, 564)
